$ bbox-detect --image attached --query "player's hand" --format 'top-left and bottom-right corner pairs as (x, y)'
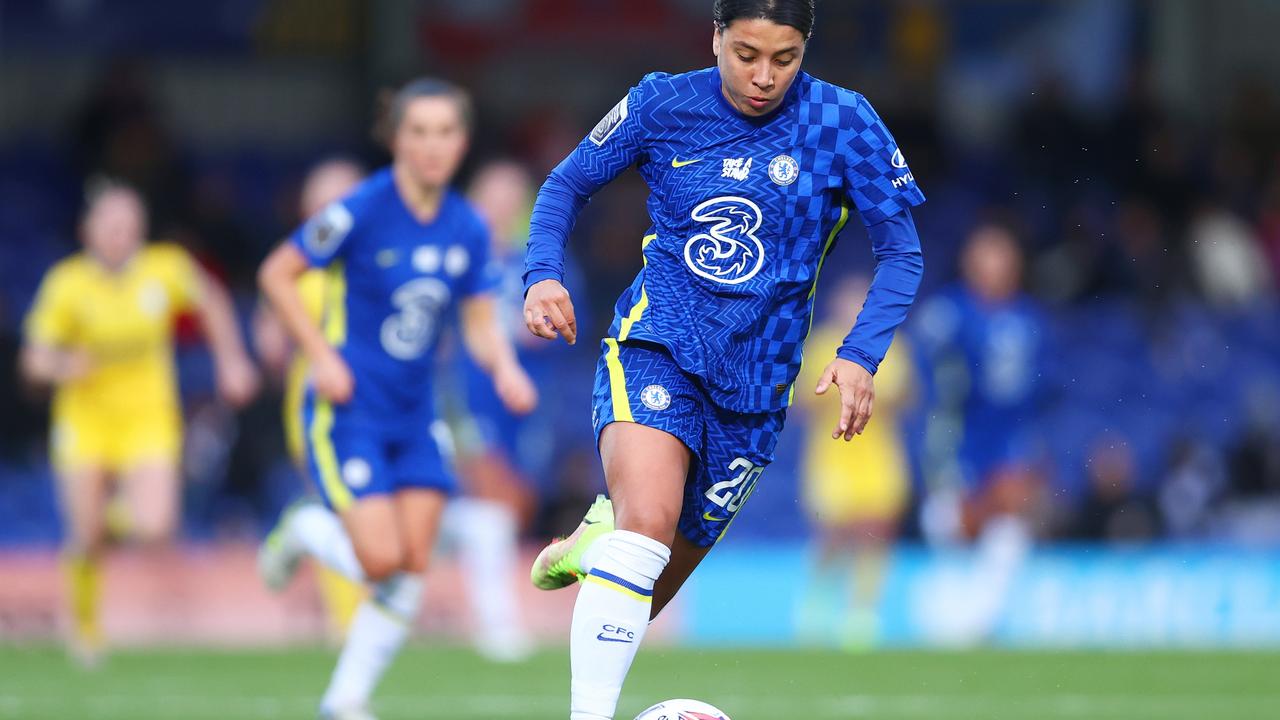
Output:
(312, 347), (355, 404)
(493, 359), (539, 416)
(814, 357), (874, 441)
(55, 350), (95, 384)
(216, 354), (261, 408)
(524, 279), (577, 345)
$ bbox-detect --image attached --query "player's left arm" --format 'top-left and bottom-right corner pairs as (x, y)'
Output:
(459, 294), (537, 416)
(185, 259), (260, 408)
(823, 94), (928, 440)
(460, 219), (537, 415)
(819, 209), (925, 440)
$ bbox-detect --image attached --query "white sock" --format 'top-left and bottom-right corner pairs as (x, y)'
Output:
(569, 530), (670, 720)
(450, 498), (530, 654)
(970, 515), (1031, 635)
(579, 531), (611, 575)
(321, 572), (422, 712)
(289, 504), (366, 583)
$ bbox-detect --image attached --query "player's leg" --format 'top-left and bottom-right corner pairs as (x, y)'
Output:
(260, 396), (384, 588)
(843, 517), (896, 649)
(117, 460), (180, 545)
(965, 465), (1038, 639)
(441, 413), (533, 660)
(571, 420), (686, 720)
(320, 488), (444, 717)
(447, 495), (532, 661)
(567, 341), (709, 720)
(286, 365), (366, 640)
(54, 462), (111, 664)
(648, 401), (787, 621)
(648, 533), (711, 619)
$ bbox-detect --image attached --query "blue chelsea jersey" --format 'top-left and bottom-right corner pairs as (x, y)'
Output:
(550, 67), (925, 412)
(290, 168), (498, 417)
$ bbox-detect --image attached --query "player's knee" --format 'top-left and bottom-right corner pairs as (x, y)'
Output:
(132, 515), (176, 547)
(613, 503), (678, 547)
(400, 545), (429, 575)
(358, 545), (404, 582)
(65, 534), (107, 560)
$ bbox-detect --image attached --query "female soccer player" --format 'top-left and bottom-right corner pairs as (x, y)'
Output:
(523, 1), (926, 717)
(254, 157), (369, 643)
(21, 180), (259, 663)
(256, 78), (537, 720)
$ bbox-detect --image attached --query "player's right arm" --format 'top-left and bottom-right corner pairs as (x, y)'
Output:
(260, 199), (361, 404)
(258, 243), (352, 404)
(523, 79), (652, 344)
(20, 263), (93, 387)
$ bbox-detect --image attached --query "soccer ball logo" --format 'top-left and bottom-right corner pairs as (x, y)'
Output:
(683, 196), (766, 285)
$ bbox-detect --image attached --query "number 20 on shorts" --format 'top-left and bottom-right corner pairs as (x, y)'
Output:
(705, 457), (764, 514)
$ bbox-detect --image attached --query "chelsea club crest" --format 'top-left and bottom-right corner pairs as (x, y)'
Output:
(640, 384), (672, 411)
(768, 154), (799, 186)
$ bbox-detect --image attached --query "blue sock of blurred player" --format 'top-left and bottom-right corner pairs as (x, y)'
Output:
(321, 572), (423, 714)
(569, 531), (670, 720)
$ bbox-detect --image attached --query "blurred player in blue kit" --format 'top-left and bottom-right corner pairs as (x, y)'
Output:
(437, 160), (560, 662)
(255, 79), (537, 720)
(916, 221), (1047, 642)
(521, 1), (926, 717)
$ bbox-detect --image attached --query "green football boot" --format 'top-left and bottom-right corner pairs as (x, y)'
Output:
(530, 494), (614, 590)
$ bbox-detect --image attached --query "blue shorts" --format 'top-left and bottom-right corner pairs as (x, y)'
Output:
(591, 339), (786, 547)
(300, 389), (456, 512)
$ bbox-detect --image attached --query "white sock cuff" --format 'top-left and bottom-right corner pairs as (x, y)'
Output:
(597, 530), (671, 583)
(372, 572), (423, 622)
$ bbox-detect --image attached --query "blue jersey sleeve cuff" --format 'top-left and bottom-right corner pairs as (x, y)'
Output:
(836, 346), (879, 376)
(523, 269), (564, 296)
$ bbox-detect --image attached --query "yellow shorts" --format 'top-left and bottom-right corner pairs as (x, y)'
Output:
(802, 443), (909, 526)
(51, 404), (182, 474)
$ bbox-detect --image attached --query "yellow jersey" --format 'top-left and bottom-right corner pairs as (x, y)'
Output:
(796, 326), (914, 524)
(25, 243), (200, 415)
(24, 244), (200, 470)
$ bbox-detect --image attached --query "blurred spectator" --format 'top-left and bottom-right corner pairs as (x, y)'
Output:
(1187, 202), (1273, 309)
(1257, 178), (1280, 283)
(1157, 436), (1225, 540)
(1076, 432), (1160, 542)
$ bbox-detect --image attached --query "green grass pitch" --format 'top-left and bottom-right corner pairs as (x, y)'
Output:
(1, 645), (1276, 719)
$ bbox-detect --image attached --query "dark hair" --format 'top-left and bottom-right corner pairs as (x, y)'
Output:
(713, 0), (816, 39)
(83, 175), (143, 215)
(374, 77), (473, 146)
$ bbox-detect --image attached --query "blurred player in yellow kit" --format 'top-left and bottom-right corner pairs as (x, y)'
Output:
(20, 179), (259, 663)
(796, 275), (915, 649)
(256, 158), (369, 640)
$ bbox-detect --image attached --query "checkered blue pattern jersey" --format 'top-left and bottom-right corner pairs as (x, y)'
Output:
(526, 67), (925, 413)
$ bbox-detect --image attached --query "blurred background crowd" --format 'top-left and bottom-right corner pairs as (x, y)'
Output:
(2, 0), (1279, 647)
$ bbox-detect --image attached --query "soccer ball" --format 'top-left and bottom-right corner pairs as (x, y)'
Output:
(634, 699), (731, 720)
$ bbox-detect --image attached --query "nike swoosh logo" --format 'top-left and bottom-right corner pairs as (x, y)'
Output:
(702, 511), (729, 522)
(671, 157), (701, 168)
(597, 634), (634, 643)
